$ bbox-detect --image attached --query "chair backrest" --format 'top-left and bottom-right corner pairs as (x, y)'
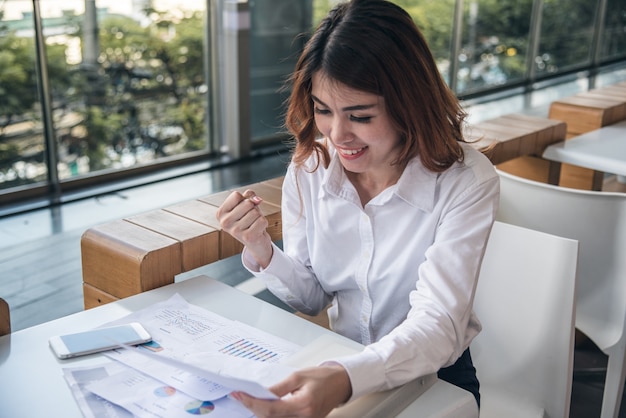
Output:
(496, 169), (626, 353)
(0, 298), (10, 336)
(472, 221), (578, 418)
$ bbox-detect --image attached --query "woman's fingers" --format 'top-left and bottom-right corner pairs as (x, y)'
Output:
(230, 366), (351, 418)
(242, 189), (264, 205)
(216, 191), (246, 221)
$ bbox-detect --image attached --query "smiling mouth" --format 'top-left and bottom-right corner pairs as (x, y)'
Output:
(338, 146), (367, 156)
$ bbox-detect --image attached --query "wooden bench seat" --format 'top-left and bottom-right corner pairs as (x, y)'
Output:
(0, 298), (10, 336)
(81, 113), (566, 310)
(82, 177), (283, 309)
(471, 113), (566, 185)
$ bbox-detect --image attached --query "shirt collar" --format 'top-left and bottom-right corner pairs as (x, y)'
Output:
(320, 149), (439, 212)
(394, 157), (438, 212)
(319, 151), (359, 204)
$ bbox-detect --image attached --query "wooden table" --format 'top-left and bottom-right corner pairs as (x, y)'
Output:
(548, 81), (626, 190)
(542, 120), (626, 189)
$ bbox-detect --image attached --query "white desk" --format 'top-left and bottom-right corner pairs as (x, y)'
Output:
(0, 275), (477, 418)
(542, 120), (626, 179)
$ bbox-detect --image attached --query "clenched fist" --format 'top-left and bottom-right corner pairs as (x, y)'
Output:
(216, 189), (274, 268)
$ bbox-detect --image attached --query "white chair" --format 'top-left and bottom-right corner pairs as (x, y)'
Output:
(472, 221), (579, 418)
(496, 169), (626, 418)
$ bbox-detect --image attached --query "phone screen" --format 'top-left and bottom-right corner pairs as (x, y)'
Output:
(60, 326), (146, 353)
(50, 322), (152, 359)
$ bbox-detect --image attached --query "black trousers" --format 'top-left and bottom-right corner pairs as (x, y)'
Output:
(437, 348), (481, 408)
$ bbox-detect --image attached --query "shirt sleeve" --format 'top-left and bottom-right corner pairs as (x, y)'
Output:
(333, 168), (500, 399)
(241, 163), (333, 315)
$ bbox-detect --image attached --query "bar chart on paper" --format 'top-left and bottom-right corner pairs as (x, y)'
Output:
(218, 338), (283, 362)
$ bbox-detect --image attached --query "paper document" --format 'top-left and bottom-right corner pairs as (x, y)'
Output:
(63, 293), (434, 418)
(105, 346), (293, 400)
(86, 366), (252, 418)
(102, 293), (301, 363)
(64, 294), (302, 418)
(63, 363), (134, 418)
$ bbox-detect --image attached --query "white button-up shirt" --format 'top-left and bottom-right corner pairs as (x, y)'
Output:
(243, 142), (500, 399)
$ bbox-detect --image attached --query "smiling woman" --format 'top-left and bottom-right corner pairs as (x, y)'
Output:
(311, 72), (405, 202)
(215, 1), (499, 416)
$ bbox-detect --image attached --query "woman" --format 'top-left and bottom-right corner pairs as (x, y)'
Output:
(216, 0), (499, 416)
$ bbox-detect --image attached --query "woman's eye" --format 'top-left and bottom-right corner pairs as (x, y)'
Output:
(350, 115), (372, 123)
(314, 107), (330, 115)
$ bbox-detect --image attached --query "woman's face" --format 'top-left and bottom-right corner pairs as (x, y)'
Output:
(311, 72), (403, 179)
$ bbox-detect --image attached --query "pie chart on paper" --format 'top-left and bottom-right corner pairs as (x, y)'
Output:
(154, 386), (176, 397)
(184, 400), (216, 415)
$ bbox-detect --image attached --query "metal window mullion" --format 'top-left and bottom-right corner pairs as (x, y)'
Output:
(32, 0), (60, 201)
(220, 0), (251, 159)
(449, 0), (464, 94)
(526, 0), (544, 87)
(205, 0), (219, 153)
(589, 0), (608, 88)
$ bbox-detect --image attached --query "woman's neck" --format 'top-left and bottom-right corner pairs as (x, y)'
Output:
(345, 163), (405, 206)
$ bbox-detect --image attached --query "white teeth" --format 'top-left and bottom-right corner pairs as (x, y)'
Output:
(340, 147), (363, 155)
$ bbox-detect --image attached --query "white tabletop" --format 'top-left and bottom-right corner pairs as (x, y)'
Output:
(542, 120), (626, 177)
(0, 275), (477, 418)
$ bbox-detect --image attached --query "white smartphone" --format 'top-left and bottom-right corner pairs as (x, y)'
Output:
(49, 322), (152, 359)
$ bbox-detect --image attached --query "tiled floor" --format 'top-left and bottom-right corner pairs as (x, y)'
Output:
(2, 65), (626, 416)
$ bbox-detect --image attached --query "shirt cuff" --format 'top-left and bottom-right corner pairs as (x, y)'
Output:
(330, 348), (387, 400)
(241, 244), (299, 301)
(242, 242), (284, 276)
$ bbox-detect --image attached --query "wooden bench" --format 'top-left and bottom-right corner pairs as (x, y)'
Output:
(470, 113), (567, 185)
(81, 176), (283, 308)
(0, 298), (10, 336)
(547, 80), (626, 190)
(81, 113), (566, 311)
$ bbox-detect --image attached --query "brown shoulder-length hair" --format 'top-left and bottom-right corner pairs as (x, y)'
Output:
(284, 0), (466, 173)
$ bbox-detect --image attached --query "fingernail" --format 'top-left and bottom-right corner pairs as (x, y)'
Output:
(230, 392), (242, 401)
(250, 196), (262, 204)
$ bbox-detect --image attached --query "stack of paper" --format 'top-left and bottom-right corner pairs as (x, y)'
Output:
(63, 294), (301, 418)
(62, 293), (435, 418)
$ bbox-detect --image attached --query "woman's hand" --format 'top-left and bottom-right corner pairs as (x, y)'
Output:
(231, 364), (352, 418)
(216, 189), (273, 269)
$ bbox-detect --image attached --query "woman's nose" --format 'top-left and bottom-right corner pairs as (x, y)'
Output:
(329, 117), (352, 145)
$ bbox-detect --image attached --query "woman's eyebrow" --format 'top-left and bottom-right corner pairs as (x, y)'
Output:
(312, 94), (377, 112)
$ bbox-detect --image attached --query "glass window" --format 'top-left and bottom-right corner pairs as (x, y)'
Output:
(601, 0), (626, 61)
(249, 0), (312, 143)
(0, 1), (48, 191)
(395, 0), (456, 86)
(1, 0), (624, 206)
(43, 0), (211, 182)
(536, 0), (599, 76)
(457, 0), (533, 94)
